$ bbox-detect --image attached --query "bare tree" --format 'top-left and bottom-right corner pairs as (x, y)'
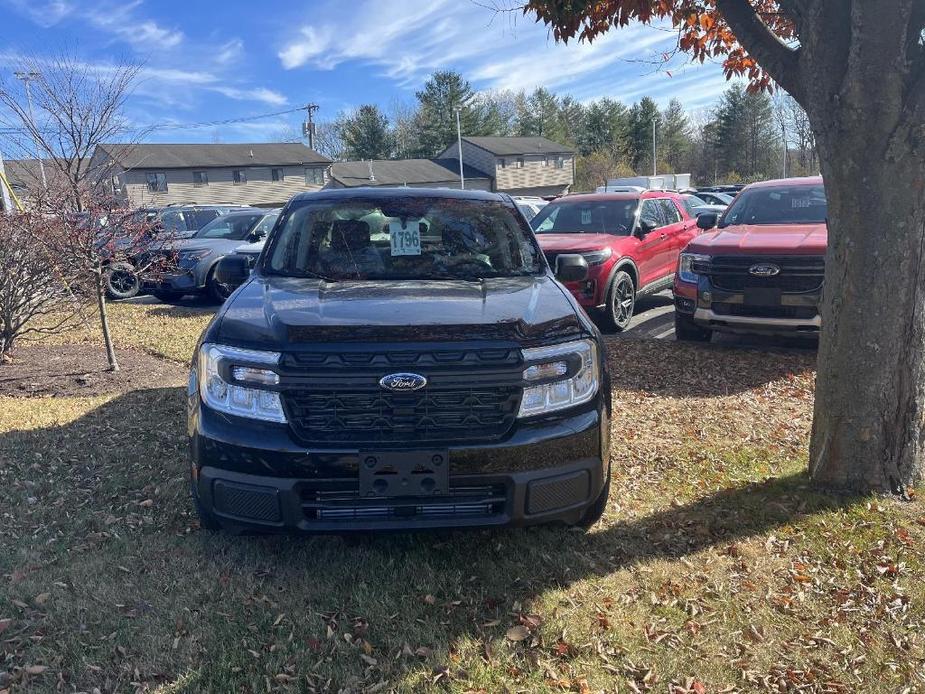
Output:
(0, 52), (155, 372)
(0, 210), (86, 361)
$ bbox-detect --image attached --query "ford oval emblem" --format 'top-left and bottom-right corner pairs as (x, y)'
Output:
(749, 263), (781, 277)
(379, 372), (428, 392)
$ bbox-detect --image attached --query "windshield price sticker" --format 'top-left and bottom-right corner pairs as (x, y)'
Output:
(389, 221), (422, 256)
(580, 209), (593, 225)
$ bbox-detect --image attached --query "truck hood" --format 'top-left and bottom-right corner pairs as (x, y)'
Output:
(686, 223), (827, 255)
(214, 274), (586, 346)
(536, 233), (626, 253)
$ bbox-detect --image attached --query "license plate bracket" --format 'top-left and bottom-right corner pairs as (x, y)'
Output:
(358, 450), (449, 498)
(743, 287), (782, 306)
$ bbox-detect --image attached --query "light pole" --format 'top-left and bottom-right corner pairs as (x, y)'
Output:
(455, 107), (465, 190)
(14, 71), (47, 190)
(652, 117), (657, 177)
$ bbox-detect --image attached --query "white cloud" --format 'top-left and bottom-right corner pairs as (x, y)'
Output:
(216, 39), (244, 65)
(211, 86), (288, 106)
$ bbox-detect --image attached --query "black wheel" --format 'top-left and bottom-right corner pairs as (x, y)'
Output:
(603, 271), (635, 332)
(104, 262), (140, 300)
(576, 477), (611, 528)
(674, 312), (713, 342)
(206, 267), (231, 303)
(153, 290), (185, 303)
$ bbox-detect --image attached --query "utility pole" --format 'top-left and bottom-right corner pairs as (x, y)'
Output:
(781, 121), (788, 178)
(455, 107), (465, 190)
(652, 117), (657, 177)
(0, 150), (13, 215)
(301, 103), (319, 150)
(15, 71), (47, 190)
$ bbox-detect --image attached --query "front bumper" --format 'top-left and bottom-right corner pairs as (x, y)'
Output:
(190, 401), (609, 533)
(674, 276), (821, 336)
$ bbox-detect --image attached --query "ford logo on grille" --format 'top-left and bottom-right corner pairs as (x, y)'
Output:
(379, 372), (428, 392)
(749, 263), (781, 277)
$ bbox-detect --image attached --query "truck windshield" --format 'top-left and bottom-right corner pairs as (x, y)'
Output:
(719, 184), (827, 227)
(262, 196), (544, 281)
(531, 199), (637, 235)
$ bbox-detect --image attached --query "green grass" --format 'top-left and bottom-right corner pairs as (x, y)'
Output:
(2, 305), (924, 693)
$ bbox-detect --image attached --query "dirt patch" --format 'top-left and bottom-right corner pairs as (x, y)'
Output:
(0, 343), (187, 397)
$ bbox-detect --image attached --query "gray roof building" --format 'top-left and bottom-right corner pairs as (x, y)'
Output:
(327, 159), (492, 190)
(95, 142), (330, 170)
(459, 136), (574, 157)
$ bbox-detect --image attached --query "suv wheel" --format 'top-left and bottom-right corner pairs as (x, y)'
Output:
(674, 312), (713, 342)
(603, 271), (635, 332)
(104, 262), (140, 300)
(206, 267), (231, 303)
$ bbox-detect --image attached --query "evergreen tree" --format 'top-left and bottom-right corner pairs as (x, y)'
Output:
(340, 105), (394, 160)
(626, 97), (662, 173)
(713, 84), (776, 179)
(659, 98), (692, 172)
(413, 70), (481, 157)
(576, 98), (627, 157)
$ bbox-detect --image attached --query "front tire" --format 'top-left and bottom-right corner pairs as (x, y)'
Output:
(674, 312), (713, 342)
(206, 267), (231, 303)
(104, 262), (140, 300)
(602, 271), (636, 332)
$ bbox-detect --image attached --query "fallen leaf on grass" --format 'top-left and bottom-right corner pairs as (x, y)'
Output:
(423, 594), (437, 605)
(33, 593), (51, 606)
(0, 619), (12, 634)
(23, 666), (48, 676)
(506, 625), (530, 642)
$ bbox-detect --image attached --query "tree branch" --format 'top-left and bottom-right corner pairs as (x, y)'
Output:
(715, 0), (803, 99)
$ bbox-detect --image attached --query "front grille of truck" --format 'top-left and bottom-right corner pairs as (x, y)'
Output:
(694, 255), (825, 293)
(711, 303), (818, 320)
(279, 346), (523, 445)
(299, 481), (507, 522)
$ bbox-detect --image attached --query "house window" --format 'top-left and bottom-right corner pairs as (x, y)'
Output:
(145, 172), (167, 193)
(193, 171), (208, 186)
(271, 168), (283, 182)
(555, 157), (565, 169)
(304, 167), (324, 186)
(233, 169), (247, 185)
(517, 158), (525, 168)
(542, 158), (549, 167)
(499, 159), (506, 169)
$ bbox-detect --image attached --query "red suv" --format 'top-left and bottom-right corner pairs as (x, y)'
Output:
(673, 176), (827, 341)
(531, 191), (699, 330)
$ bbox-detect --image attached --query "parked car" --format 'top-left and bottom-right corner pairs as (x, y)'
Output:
(694, 191), (734, 207)
(530, 191), (700, 330)
(157, 204), (256, 239)
(680, 193), (728, 218)
(188, 187), (611, 534)
(145, 209), (278, 302)
(673, 176), (827, 340)
(512, 195), (548, 222)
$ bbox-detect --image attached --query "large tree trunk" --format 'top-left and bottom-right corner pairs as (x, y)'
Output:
(799, 2), (925, 493)
(810, 131), (925, 492)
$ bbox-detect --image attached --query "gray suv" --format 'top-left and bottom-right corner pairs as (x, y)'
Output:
(146, 210), (279, 302)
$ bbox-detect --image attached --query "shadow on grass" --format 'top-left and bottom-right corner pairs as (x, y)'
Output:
(0, 386), (849, 690)
(145, 302), (219, 318)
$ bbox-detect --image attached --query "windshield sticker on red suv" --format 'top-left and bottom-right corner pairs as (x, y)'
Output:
(580, 209), (592, 225)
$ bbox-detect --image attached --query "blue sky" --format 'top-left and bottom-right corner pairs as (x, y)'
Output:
(0, 0), (734, 145)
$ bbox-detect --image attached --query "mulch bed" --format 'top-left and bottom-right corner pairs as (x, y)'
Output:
(0, 344), (187, 397)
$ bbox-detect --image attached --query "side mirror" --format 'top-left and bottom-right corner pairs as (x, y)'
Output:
(554, 253), (589, 283)
(214, 254), (250, 294)
(696, 212), (718, 230)
(636, 219), (656, 237)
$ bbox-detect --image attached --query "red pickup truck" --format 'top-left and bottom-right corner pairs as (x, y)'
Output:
(672, 176), (827, 340)
(531, 191), (700, 330)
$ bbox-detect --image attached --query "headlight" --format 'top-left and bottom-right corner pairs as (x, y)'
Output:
(678, 253), (710, 283)
(518, 339), (600, 418)
(581, 248), (612, 265)
(197, 343), (286, 423)
(178, 249), (212, 267)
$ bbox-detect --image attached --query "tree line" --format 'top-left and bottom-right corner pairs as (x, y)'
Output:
(309, 70), (817, 191)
